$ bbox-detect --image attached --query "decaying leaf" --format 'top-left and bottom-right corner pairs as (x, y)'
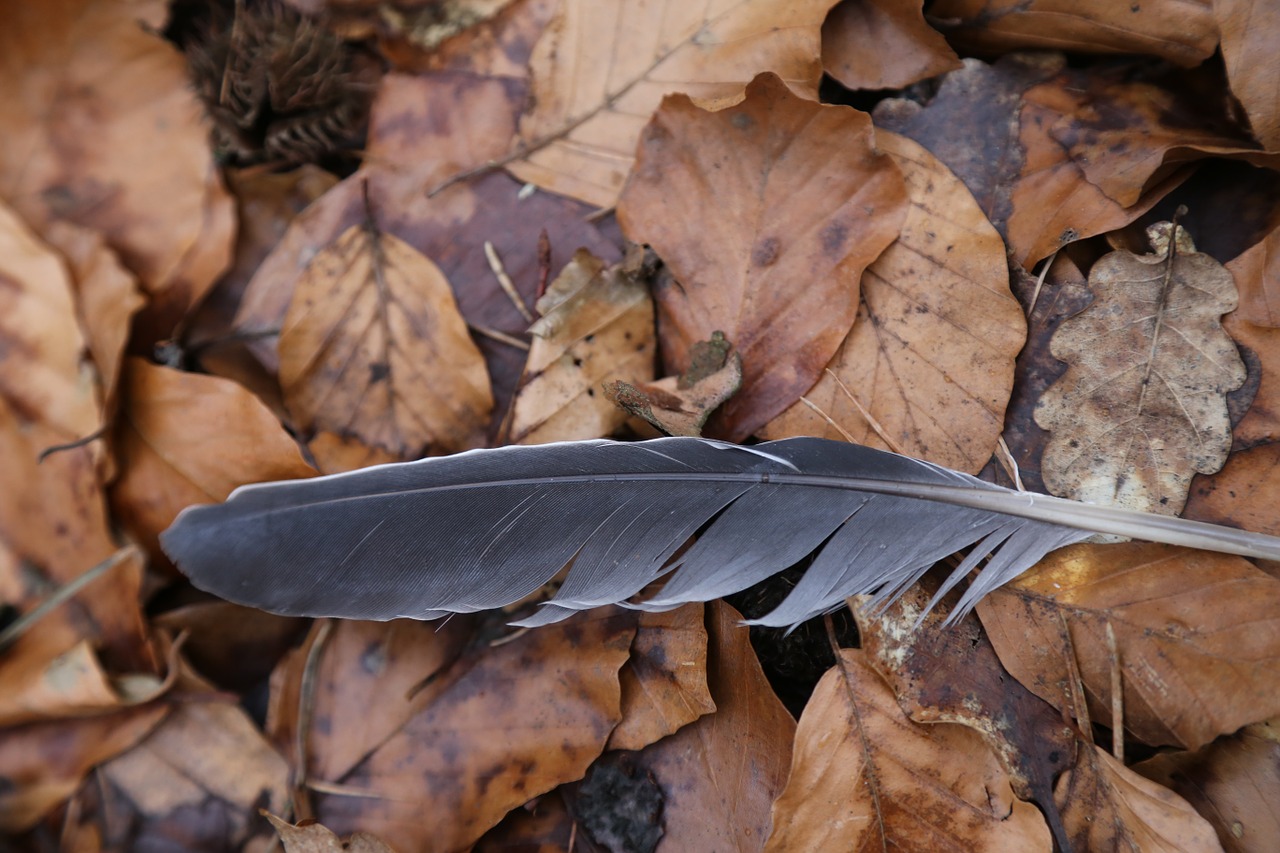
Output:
(278, 208), (493, 458)
(605, 331), (743, 437)
(1056, 744), (1224, 852)
(821, 0), (960, 91)
(618, 72), (908, 440)
(506, 0), (838, 208)
(508, 247), (656, 444)
(265, 812), (397, 853)
(1230, 221), (1280, 328)
(765, 648), (1051, 851)
(1035, 222), (1247, 515)
(1215, 0), (1280, 151)
(978, 542), (1280, 750)
(762, 130), (1024, 473)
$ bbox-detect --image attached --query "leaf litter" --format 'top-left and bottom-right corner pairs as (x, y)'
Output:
(6, 0), (1280, 849)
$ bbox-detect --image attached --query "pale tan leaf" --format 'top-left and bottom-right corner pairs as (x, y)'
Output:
(1057, 744), (1224, 852)
(1035, 223), (1246, 515)
(279, 220), (493, 458)
(978, 542), (1280, 750)
(265, 813), (398, 853)
(762, 130), (1023, 473)
(617, 72), (908, 440)
(506, 0), (838, 208)
(509, 248), (656, 444)
(765, 648), (1050, 851)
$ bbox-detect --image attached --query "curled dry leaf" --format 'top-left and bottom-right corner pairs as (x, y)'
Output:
(1035, 224), (1246, 515)
(762, 130), (1024, 473)
(930, 0), (1218, 67)
(978, 542), (1280, 750)
(0, 0), (235, 343)
(1215, 0), (1280, 151)
(606, 332), (743, 438)
(506, 0), (837, 208)
(111, 358), (316, 565)
(765, 648), (1050, 851)
(618, 72), (908, 441)
(279, 214), (493, 458)
(1137, 720), (1280, 853)
(821, 0), (960, 91)
(1057, 744), (1223, 852)
(264, 812), (397, 853)
(508, 248), (656, 445)
(1230, 221), (1280, 328)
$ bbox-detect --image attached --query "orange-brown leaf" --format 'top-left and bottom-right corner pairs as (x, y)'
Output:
(822, 0), (960, 91)
(1212, 0), (1280, 151)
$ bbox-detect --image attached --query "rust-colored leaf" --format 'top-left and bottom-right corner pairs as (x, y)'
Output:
(1186, 442), (1280, 545)
(765, 648), (1050, 851)
(509, 248), (656, 445)
(1137, 719), (1280, 853)
(1215, 0), (1280, 151)
(618, 72), (908, 440)
(978, 542), (1280, 750)
(1035, 223), (1247, 515)
(278, 214), (493, 458)
(506, 0), (838, 208)
(1057, 744), (1223, 852)
(762, 130), (1024, 473)
(822, 0), (960, 90)
(930, 0), (1218, 67)
(1230, 221), (1280, 328)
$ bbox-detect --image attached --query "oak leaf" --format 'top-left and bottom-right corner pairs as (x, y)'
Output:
(1035, 223), (1246, 515)
(265, 813), (397, 853)
(617, 72), (908, 440)
(279, 213), (493, 458)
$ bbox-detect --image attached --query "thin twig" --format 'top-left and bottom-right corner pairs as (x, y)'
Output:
(0, 547), (138, 652)
(1106, 621), (1124, 763)
(1027, 246), (1060, 318)
(826, 369), (905, 455)
(38, 422), (111, 463)
(799, 396), (857, 443)
(1057, 609), (1092, 741)
(996, 436), (1025, 492)
(469, 323), (530, 350)
(485, 241), (534, 322)
(290, 619), (335, 823)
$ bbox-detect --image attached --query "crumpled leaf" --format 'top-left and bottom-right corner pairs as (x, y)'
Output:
(1035, 223), (1247, 515)
(1215, 0), (1280, 151)
(821, 0), (960, 90)
(929, 0), (1218, 67)
(505, 0), (838, 208)
(762, 129), (1024, 473)
(764, 647), (1051, 851)
(618, 72), (908, 441)
(978, 542), (1280, 750)
(265, 813), (397, 853)
(278, 212), (493, 458)
(1057, 744), (1224, 852)
(508, 247), (656, 444)
(605, 332), (742, 438)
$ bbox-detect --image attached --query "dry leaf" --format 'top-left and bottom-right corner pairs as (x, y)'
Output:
(930, 0), (1219, 67)
(509, 248), (656, 444)
(822, 0), (960, 90)
(978, 542), (1280, 750)
(1035, 223), (1246, 515)
(308, 610), (635, 852)
(151, 601), (303, 693)
(605, 332), (743, 438)
(506, 0), (838, 208)
(1057, 744), (1224, 852)
(279, 214), (493, 458)
(1230, 222), (1280, 328)
(765, 648), (1051, 851)
(1186, 442), (1280, 543)
(0, 0), (235, 343)
(618, 72), (908, 440)
(762, 130), (1024, 473)
(265, 813), (397, 853)
(1138, 719), (1280, 853)
(307, 431), (404, 475)
(111, 359), (316, 565)
(1215, 0), (1280, 151)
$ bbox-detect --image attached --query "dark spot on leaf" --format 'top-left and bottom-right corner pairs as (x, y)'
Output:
(751, 236), (781, 267)
(369, 362), (389, 383)
(820, 220), (848, 256)
(573, 357), (584, 368)
(731, 112), (753, 130)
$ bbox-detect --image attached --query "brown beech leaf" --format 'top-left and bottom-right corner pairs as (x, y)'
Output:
(765, 648), (1051, 851)
(307, 431), (404, 475)
(505, 0), (838, 209)
(1219, 313), (1280, 446)
(1035, 224), (1246, 515)
(605, 332), (743, 438)
(1137, 719), (1280, 853)
(1215, 0), (1280, 151)
(618, 72), (908, 441)
(112, 359), (316, 565)
(309, 610), (635, 852)
(508, 248), (656, 444)
(929, 0), (1219, 67)
(821, 0), (960, 90)
(762, 130), (1024, 473)
(265, 813), (397, 853)
(1186, 443), (1280, 545)
(279, 212), (493, 458)
(978, 542), (1280, 750)
(1230, 221), (1280, 328)
(0, 0), (235, 343)
(1057, 744), (1223, 852)
(608, 604), (715, 752)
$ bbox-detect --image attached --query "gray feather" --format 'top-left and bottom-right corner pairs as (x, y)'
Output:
(159, 437), (1280, 628)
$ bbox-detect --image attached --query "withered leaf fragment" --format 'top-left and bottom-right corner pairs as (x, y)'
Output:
(1035, 222), (1246, 515)
(605, 332), (742, 437)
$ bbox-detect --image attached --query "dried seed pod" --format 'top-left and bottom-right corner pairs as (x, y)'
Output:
(178, 0), (378, 166)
